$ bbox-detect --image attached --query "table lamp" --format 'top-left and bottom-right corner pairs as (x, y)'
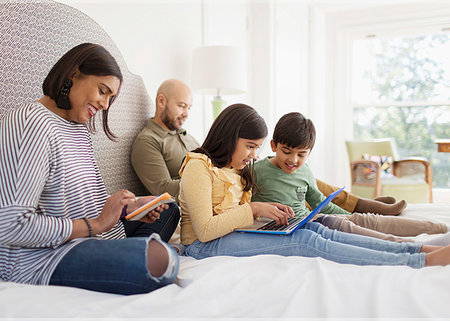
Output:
(191, 45), (246, 119)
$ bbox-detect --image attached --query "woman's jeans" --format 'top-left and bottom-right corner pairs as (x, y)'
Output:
(50, 234), (179, 295)
(185, 222), (426, 268)
(122, 202), (180, 242)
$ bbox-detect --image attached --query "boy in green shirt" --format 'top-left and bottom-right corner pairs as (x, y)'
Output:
(252, 112), (447, 242)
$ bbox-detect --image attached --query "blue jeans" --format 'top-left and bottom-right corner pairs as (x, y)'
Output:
(50, 234), (179, 295)
(185, 222), (425, 268)
(122, 203), (180, 242)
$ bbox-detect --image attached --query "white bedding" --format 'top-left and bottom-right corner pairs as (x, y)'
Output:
(1, 203), (449, 319)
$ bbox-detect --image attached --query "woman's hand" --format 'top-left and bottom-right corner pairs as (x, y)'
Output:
(249, 202), (294, 226)
(91, 189), (137, 234)
(126, 195), (169, 224)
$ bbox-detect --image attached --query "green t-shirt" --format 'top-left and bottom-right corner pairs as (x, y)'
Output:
(252, 157), (349, 217)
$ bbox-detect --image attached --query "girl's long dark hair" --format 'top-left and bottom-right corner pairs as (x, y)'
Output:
(192, 103), (267, 191)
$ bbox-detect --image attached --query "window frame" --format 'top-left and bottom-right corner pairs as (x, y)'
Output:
(320, 3), (450, 196)
(350, 26), (450, 110)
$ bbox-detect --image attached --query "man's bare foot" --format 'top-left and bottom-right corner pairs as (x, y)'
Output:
(354, 199), (407, 216)
(374, 196), (396, 204)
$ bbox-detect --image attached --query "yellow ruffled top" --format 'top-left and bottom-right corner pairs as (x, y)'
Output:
(179, 152), (252, 213)
(178, 152), (254, 245)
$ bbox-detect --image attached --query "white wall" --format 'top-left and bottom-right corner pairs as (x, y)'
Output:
(200, 0), (249, 139)
(59, 0), (204, 142)
(248, 1), (311, 158)
(60, 0), (312, 157)
(58, 0), (450, 201)
(60, 0), (248, 145)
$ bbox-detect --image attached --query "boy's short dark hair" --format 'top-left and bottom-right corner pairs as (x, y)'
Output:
(273, 112), (316, 150)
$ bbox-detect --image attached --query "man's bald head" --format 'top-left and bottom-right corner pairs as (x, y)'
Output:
(156, 79), (191, 104)
(154, 79), (193, 131)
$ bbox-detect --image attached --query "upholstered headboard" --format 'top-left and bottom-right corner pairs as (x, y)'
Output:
(0, 0), (153, 196)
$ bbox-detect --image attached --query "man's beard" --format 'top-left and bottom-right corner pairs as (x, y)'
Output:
(161, 106), (179, 131)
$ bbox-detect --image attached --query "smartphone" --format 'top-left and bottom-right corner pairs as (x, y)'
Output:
(124, 192), (175, 221)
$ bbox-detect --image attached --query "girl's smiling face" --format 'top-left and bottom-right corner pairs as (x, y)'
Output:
(227, 137), (265, 170)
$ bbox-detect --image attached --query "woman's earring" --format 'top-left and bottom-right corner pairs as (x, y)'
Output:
(56, 79), (73, 110)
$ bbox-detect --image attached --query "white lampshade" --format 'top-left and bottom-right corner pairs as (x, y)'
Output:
(191, 45), (246, 96)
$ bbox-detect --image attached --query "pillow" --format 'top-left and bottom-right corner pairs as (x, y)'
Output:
(362, 154), (394, 178)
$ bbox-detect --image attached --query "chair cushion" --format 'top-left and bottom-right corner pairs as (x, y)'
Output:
(381, 177), (426, 185)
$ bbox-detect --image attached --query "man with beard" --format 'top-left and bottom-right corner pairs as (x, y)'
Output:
(131, 79), (199, 203)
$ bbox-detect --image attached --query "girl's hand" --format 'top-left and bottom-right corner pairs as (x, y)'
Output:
(127, 195), (169, 224)
(249, 202), (294, 226)
(91, 189), (136, 234)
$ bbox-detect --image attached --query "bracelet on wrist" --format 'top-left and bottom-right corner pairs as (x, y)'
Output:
(83, 217), (93, 237)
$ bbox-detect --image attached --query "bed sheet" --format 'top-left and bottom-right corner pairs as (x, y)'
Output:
(0, 203), (449, 319)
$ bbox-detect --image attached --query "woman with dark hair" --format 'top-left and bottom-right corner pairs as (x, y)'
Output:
(0, 43), (179, 295)
(178, 103), (450, 268)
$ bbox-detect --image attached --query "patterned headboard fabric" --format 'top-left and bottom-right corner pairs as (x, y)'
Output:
(0, 0), (153, 196)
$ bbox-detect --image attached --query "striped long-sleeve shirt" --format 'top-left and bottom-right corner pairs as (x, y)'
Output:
(0, 102), (125, 285)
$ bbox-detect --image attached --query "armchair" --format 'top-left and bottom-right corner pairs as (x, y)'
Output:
(345, 138), (433, 203)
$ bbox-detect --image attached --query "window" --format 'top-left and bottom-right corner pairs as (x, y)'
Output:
(351, 31), (450, 188)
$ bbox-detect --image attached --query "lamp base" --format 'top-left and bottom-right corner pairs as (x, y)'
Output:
(211, 96), (226, 119)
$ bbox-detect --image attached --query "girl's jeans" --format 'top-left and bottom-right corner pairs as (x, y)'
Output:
(185, 222), (425, 268)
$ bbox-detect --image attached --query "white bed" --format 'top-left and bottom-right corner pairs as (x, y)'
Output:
(0, 203), (449, 319)
(1, 1), (449, 319)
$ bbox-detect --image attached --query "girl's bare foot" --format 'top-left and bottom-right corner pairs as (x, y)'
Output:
(421, 244), (442, 253)
(425, 245), (450, 266)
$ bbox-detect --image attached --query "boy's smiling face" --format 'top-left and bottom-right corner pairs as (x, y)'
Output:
(269, 140), (311, 174)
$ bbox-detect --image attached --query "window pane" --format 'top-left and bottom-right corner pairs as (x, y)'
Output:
(352, 32), (450, 189)
(353, 33), (450, 105)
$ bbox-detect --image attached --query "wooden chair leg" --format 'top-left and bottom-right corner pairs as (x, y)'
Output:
(374, 169), (381, 198)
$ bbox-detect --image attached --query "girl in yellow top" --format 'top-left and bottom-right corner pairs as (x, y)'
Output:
(179, 104), (450, 268)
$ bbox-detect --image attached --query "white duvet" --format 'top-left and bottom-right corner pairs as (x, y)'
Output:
(1, 203), (449, 319)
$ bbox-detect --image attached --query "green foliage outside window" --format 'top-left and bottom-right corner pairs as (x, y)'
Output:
(353, 33), (450, 188)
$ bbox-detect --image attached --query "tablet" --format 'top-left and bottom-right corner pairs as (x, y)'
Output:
(124, 192), (176, 221)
